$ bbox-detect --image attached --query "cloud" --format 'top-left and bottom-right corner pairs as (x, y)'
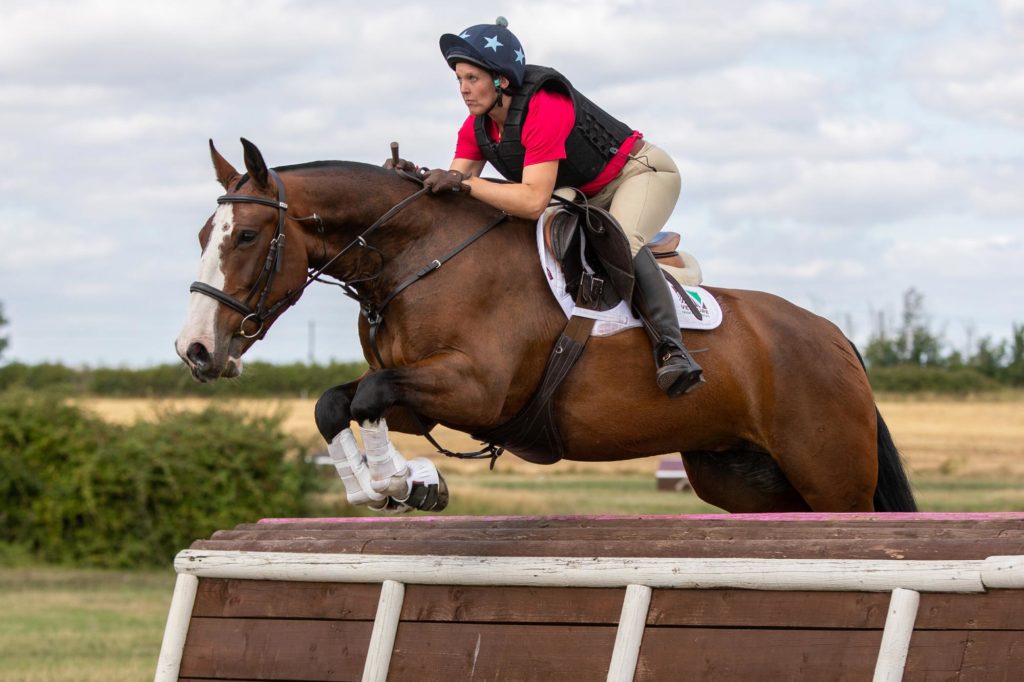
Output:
(0, 209), (117, 269)
(907, 22), (1024, 128)
(706, 157), (963, 227)
(882, 233), (1024, 278)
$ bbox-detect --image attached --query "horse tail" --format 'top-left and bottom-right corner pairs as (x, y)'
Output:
(873, 407), (918, 512)
(845, 339), (918, 512)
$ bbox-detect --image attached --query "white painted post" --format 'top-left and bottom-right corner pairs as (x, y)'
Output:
(873, 587), (921, 682)
(607, 584), (652, 682)
(154, 573), (199, 682)
(362, 579), (406, 682)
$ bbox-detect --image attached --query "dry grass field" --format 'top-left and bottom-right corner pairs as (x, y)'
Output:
(79, 395), (1024, 480)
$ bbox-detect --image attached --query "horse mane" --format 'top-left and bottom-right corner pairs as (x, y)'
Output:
(232, 159), (388, 191)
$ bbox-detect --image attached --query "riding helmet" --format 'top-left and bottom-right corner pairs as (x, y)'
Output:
(439, 16), (526, 88)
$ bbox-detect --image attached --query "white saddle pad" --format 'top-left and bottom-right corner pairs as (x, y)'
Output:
(536, 218), (722, 337)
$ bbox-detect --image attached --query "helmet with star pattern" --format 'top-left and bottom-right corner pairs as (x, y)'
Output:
(439, 16), (526, 88)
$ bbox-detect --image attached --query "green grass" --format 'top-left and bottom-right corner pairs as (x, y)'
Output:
(908, 475), (1024, 512)
(0, 567), (175, 682)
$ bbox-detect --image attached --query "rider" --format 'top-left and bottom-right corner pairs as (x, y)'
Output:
(395, 17), (703, 397)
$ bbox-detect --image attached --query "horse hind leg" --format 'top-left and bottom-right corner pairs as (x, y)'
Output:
(682, 450), (811, 513)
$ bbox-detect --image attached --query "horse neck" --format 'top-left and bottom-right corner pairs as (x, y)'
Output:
(289, 168), (502, 302)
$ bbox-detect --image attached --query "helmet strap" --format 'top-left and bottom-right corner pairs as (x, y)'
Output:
(483, 77), (504, 115)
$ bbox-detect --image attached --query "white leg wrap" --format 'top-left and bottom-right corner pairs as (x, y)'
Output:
(360, 419), (411, 498)
(328, 429), (386, 505)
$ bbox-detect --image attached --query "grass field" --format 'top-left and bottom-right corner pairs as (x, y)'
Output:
(2, 395), (1020, 680)
(0, 567), (173, 681)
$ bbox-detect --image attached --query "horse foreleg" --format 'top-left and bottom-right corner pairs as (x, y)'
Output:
(360, 419), (449, 512)
(315, 381), (447, 513)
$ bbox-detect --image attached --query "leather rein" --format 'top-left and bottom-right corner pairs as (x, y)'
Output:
(189, 167), (508, 463)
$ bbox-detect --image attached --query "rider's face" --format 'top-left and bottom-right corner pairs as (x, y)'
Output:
(455, 62), (504, 116)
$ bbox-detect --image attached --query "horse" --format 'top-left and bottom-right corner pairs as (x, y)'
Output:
(175, 139), (916, 515)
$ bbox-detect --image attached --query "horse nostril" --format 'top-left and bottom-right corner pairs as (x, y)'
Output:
(187, 342), (211, 367)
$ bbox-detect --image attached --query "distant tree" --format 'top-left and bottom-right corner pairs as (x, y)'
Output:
(864, 288), (945, 368)
(0, 302), (8, 361)
(969, 336), (1007, 381)
(1006, 323), (1024, 387)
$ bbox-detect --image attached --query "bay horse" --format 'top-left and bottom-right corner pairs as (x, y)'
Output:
(175, 139), (916, 514)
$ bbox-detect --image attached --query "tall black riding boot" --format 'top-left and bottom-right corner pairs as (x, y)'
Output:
(632, 246), (704, 397)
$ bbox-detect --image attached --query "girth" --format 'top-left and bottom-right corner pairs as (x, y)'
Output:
(472, 314), (595, 464)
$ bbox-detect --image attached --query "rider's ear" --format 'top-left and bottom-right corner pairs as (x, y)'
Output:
(240, 137), (270, 189)
(209, 139), (241, 191)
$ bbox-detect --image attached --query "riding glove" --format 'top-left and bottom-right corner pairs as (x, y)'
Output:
(422, 169), (470, 194)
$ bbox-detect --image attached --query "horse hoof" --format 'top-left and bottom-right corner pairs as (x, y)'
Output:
(367, 496), (415, 514)
(404, 457), (449, 512)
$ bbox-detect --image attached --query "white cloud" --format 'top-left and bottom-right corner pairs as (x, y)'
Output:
(882, 233), (1024, 278)
(0, 210), (117, 269)
(907, 28), (1024, 127)
(711, 158), (963, 226)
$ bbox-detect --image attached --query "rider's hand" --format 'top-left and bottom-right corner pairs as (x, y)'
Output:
(422, 169), (470, 194)
(383, 157), (418, 172)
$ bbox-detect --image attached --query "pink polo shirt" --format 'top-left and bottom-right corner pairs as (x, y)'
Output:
(454, 89), (642, 196)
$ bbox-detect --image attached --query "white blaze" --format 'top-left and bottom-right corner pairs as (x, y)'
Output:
(175, 204), (234, 359)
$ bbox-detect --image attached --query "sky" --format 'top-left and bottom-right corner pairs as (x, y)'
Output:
(1, 0), (1022, 368)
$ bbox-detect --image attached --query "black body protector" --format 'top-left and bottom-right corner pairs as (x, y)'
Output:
(474, 65), (633, 187)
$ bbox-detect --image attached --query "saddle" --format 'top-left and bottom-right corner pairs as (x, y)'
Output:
(543, 199), (635, 312)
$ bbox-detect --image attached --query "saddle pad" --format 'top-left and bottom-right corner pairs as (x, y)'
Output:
(536, 217), (722, 336)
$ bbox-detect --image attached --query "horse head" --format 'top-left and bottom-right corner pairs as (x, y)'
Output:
(175, 139), (311, 381)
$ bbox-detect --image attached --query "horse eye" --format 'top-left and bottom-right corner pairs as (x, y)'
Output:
(238, 230), (258, 244)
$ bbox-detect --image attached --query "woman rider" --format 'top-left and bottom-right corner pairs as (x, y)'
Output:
(394, 17), (703, 397)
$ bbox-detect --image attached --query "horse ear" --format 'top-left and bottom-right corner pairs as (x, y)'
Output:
(209, 139), (240, 190)
(240, 137), (270, 189)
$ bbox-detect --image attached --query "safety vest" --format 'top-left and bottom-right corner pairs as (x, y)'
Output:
(473, 65), (633, 187)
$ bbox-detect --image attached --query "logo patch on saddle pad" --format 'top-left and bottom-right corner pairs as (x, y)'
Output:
(536, 219), (723, 336)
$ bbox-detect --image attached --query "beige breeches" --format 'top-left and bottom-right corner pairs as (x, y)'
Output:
(552, 142), (695, 284)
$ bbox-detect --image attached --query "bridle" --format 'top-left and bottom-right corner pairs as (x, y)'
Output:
(190, 167), (433, 339)
(189, 169), (296, 339)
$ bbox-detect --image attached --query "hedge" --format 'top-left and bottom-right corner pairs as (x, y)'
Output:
(0, 390), (322, 568)
(866, 366), (1004, 395)
(0, 360), (367, 397)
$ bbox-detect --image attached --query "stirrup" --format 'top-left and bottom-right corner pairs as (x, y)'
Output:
(656, 349), (704, 397)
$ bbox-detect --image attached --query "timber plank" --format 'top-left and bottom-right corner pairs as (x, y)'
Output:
(190, 580), (625, 624)
(178, 617), (371, 681)
(959, 630), (1024, 681)
(650, 589), (1024, 630)
(220, 522), (1024, 542)
(636, 628), (968, 681)
(191, 579), (381, 619)
(188, 536), (1020, 560)
(401, 584), (624, 624)
(387, 622), (618, 681)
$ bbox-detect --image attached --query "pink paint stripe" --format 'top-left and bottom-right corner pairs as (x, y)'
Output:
(259, 512), (1024, 525)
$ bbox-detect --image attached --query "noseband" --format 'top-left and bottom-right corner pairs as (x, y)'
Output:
(189, 169), (293, 339)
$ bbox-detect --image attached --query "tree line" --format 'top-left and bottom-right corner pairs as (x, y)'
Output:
(0, 293), (1021, 396)
(863, 288), (1023, 392)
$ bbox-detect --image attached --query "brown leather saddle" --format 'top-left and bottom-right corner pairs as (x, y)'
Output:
(542, 199), (635, 312)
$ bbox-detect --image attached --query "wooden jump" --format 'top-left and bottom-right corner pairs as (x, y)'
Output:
(156, 513), (1024, 681)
